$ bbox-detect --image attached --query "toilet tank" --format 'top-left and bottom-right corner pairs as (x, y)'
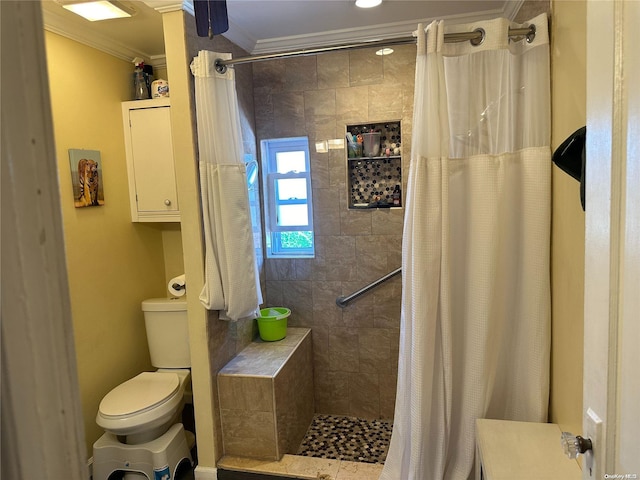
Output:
(142, 298), (190, 368)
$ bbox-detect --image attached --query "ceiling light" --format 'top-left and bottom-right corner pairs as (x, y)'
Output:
(376, 48), (394, 56)
(62, 1), (134, 21)
(355, 0), (382, 8)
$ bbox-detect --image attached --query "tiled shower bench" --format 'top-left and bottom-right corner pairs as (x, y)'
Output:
(217, 327), (314, 460)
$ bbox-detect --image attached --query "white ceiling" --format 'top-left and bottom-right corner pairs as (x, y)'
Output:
(41, 0), (524, 66)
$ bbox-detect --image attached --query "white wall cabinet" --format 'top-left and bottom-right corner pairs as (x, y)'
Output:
(122, 98), (180, 222)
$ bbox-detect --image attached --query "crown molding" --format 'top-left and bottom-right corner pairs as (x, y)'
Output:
(143, 0), (191, 15)
(42, 6), (155, 64)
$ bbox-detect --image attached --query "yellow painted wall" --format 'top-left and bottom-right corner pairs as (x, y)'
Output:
(549, 0), (586, 436)
(45, 31), (170, 456)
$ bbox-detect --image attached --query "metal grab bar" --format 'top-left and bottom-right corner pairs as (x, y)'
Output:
(336, 267), (402, 308)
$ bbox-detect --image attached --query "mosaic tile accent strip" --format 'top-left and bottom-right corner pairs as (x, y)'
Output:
(296, 414), (392, 464)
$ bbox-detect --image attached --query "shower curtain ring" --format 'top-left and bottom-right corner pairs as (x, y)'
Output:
(215, 59), (228, 74)
(470, 28), (485, 46)
(526, 24), (537, 43)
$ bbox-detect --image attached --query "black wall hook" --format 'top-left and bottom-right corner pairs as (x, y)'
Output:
(552, 126), (586, 211)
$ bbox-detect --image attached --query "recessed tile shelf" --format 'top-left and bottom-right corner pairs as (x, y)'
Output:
(346, 121), (402, 210)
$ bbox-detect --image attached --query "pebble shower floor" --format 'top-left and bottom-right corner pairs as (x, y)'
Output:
(296, 414), (392, 464)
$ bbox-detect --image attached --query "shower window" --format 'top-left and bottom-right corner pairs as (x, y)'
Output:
(261, 137), (315, 258)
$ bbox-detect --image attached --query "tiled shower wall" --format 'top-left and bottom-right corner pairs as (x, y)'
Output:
(253, 45), (416, 420)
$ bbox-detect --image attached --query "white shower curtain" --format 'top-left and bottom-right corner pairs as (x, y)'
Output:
(382, 14), (550, 480)
(190, 50), (262, 320)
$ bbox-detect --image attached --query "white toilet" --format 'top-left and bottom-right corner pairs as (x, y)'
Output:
(93, 298), (193, 480)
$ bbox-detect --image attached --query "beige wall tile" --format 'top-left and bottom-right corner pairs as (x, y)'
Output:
(282, 280), (313, 325)
(383, 44), (417, 85)
(339, 208), (373, 236)
(266, 259), (296, 281)
(324, 234), (356, 262)
(310, 153), (330, 189)
(314, 370), (350, 414)
(285, 56), (318, 92)
(336, 86), (369, 123)
(373, 287), (401, 330)
(318, 51), (350, 89)
(329, 150), (348, 188)
(355, 235), (390, 283)
(306, 115), (338, 142)
(265, 280), (284, 306)
(311, 326), (330, 370)
(220, 409), (277, 459)
(272, 92), (306, 137)
(313, 188), (343, 236)
(341, 299), (375, 329)
(348, 372), (380, 419)
(358, 328), (392, 375)
(329, 328), (359, 372)
(379, 373), (398, 421)
(371, 208), (404, 235)
(368, 84), (403, 121)
(294, 258), (314, 280)
(218, 376), (274, 412)
(304, 89), (337, 117)
(253, 60), (287, 93)
(349, 49), (383, 86)
(220, 343), (294, 376)
(311, 281), (343, 326)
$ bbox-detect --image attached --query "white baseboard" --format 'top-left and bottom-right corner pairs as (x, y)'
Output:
(194, 465), (218, 480)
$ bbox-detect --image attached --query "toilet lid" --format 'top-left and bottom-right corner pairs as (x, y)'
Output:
(99, 372), (179, 417)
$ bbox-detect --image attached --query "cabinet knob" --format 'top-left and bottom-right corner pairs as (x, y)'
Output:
(164, 199), (172, 206)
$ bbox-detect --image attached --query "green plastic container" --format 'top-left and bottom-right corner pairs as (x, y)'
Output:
(256, 307), (290, 341)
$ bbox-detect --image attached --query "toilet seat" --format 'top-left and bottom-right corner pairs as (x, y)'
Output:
(100, 372), (179, 417)
(96, 371), (187, 438)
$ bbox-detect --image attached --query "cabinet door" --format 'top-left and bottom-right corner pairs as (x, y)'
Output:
(128, 106), (179, 217)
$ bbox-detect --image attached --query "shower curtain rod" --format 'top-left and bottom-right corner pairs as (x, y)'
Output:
(214, 25), (536, 73)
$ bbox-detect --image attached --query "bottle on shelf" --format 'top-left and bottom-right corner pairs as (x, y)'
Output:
(133, 57), (150, 100)
(392, 184), (401, 206)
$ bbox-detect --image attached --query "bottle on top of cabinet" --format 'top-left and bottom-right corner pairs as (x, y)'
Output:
(121, 98), (179, 222)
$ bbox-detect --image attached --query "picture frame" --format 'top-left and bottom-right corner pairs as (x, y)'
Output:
(68, 149), (104, 208)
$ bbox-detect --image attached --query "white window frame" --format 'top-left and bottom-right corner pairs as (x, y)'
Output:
(260, 137), (315, 258)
